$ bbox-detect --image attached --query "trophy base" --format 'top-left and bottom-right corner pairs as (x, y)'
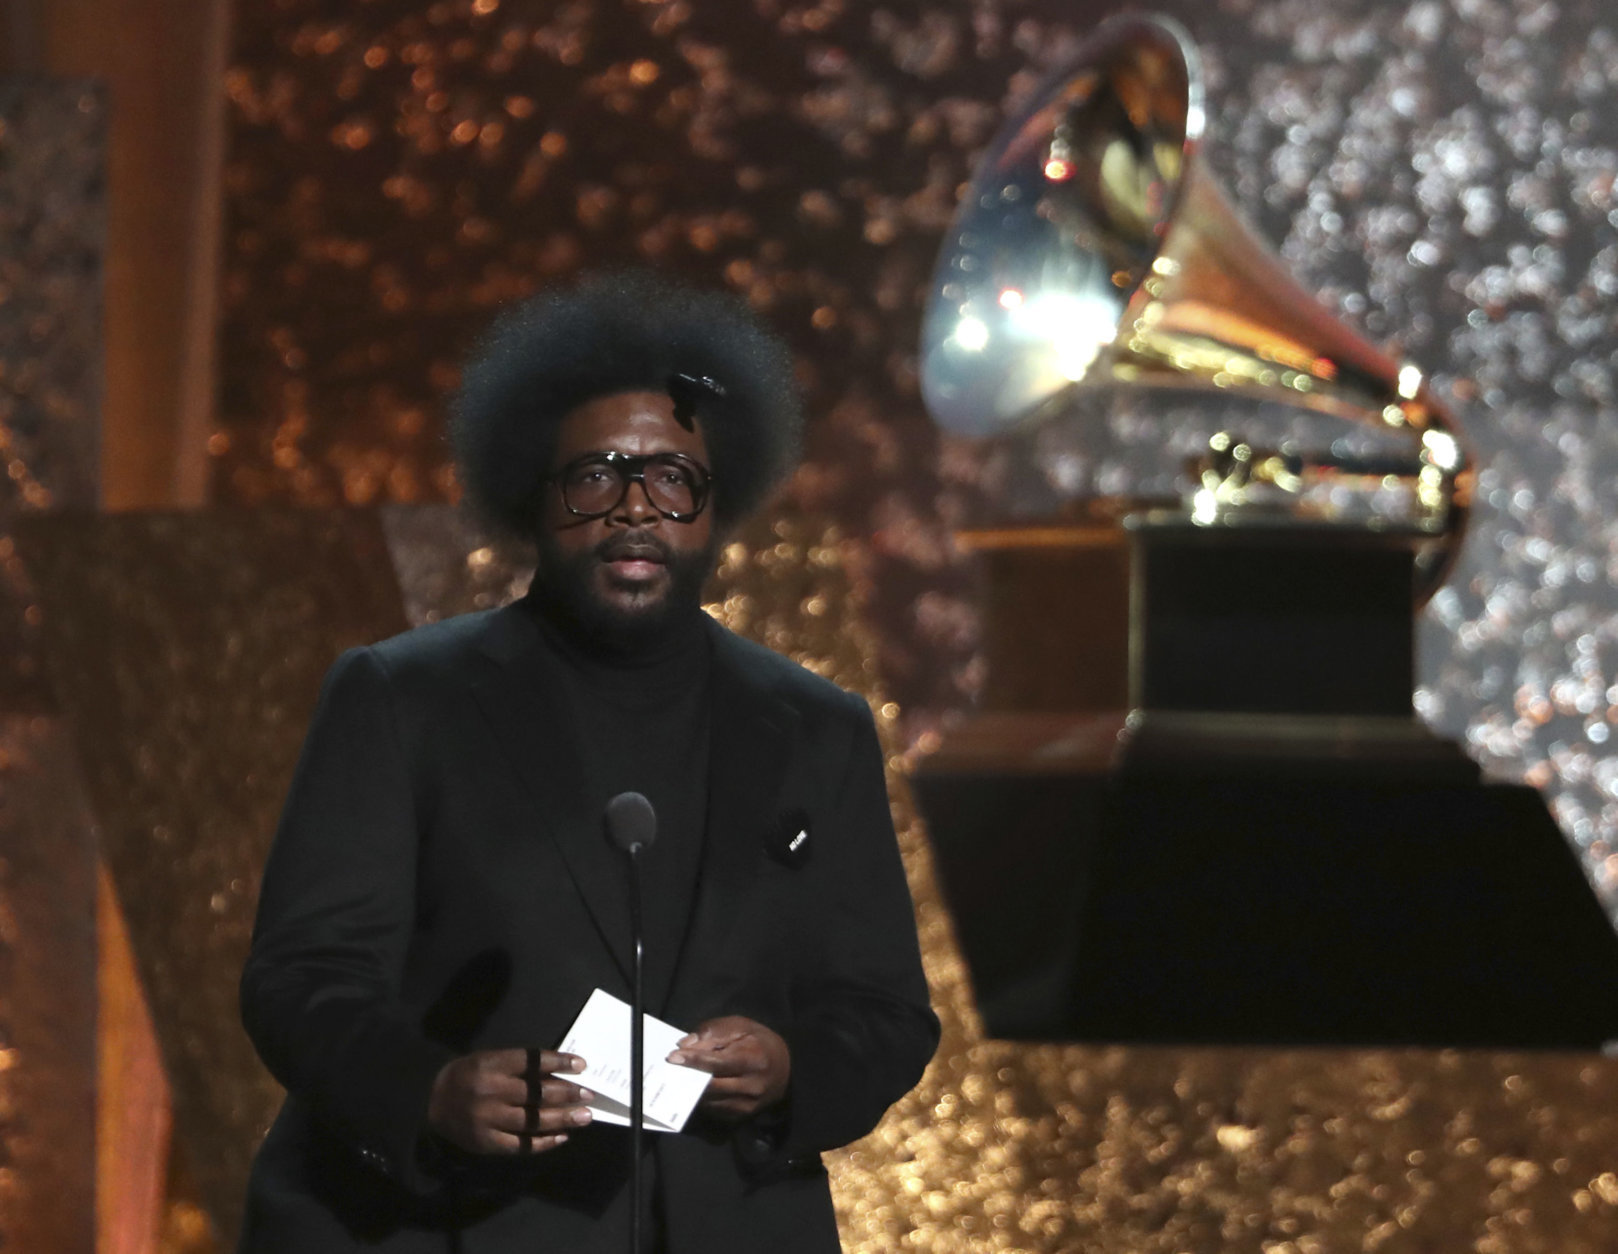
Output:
(913, 709), (1618, 1048)
(1127, 514), (1425, 719)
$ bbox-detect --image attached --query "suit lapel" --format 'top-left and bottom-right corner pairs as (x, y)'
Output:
(469, 604), (635, 987)
(668, 621), (798, 1008)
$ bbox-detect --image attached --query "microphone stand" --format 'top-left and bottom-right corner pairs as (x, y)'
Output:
(628, 839), (645, 1254)
(604, 791), (656, 1254)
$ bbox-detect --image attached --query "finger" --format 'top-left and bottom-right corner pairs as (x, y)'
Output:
(676, 1046), (762, 1076)
(534, 1050), (587, 1075)
(487, 1102), (594, 1136)
(456, 1070), (531, 1110)
(503, 1131), (570, 1155)
(523, 1051), (590, 1103)
(668, 1040), (742, 1069)
(536, 1079), (595, 1108)
(480, 1047), (536, 1077)
(687, 1026), (747, 1050)
(474, 1080), (593, 1120)
(702, 1073), (767, 1100)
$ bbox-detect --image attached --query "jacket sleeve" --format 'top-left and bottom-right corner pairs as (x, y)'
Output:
(240, 646), (456, 1194)
(771, 696), (940, 1159)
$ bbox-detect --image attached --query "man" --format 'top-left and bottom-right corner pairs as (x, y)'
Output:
(238, 271), (940, 1252)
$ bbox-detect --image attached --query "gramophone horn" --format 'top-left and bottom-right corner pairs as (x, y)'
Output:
(919, 13), (1473, 600)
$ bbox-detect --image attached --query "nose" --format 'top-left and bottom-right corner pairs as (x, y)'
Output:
(610, 475), (659, 525)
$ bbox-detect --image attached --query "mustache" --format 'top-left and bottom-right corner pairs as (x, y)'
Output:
(595, 532), (672, 564)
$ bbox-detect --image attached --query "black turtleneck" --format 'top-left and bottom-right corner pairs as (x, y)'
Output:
(522, 589), (712, 1017)
(522, 590), (713, 1252)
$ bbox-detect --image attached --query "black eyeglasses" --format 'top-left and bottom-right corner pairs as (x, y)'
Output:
(545, 451), (713, 522)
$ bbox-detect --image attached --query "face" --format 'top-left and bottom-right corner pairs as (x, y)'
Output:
(535, 390), (716, 640)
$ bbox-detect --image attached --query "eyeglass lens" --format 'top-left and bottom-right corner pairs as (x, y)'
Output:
(562, 454), (705, 518)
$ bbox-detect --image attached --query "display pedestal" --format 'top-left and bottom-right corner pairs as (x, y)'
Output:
(918, 512), (1618, 1047)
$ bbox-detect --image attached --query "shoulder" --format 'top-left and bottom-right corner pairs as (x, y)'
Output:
(338, 604), (516, 693)
(307, 607), (525, 749)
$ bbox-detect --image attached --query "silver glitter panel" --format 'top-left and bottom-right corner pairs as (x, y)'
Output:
(0, 79), (104, 711)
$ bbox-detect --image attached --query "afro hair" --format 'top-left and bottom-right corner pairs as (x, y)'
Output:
(451, 270), (803, 539)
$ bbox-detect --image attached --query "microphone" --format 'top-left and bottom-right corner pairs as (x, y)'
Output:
(603, 791), (656, 1254)
(605, 791), (657, 856)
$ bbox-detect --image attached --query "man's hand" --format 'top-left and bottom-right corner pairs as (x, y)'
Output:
(427, 1048), (593, 1154)
(668, 1016), (790, 1121)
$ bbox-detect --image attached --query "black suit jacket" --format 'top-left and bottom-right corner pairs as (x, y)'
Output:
(238, 600), (939, 1253)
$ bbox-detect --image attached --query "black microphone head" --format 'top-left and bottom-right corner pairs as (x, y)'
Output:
(604, 791), (657, 854)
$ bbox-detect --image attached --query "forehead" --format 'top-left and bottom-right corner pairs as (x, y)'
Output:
(552, 390), (708, 465)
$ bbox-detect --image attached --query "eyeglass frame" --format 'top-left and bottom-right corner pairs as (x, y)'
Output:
(541, 450), (714, 523)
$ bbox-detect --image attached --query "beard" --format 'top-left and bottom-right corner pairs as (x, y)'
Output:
(534, 528), (716, 650)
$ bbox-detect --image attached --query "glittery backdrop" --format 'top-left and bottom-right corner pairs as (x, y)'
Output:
(199, 0), (1618, 1247)
(217, 0), (1026, 731)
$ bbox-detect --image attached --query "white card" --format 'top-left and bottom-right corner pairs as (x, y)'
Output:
(557, 988), (711, 1133)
